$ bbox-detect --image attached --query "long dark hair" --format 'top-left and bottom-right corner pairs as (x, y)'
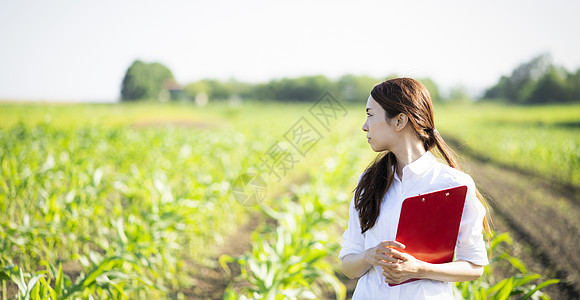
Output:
(354, 78), (492, 240)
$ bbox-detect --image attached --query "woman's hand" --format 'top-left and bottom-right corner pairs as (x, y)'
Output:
(341, 241), (406, 280)
(380, 247), (426, 284)
(363, 241), (407, 268)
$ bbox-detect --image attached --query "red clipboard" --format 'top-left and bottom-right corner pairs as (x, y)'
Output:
(388, 185), (467, 286)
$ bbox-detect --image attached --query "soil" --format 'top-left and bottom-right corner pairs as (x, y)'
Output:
(458, 151), (580, 299)
(187, 213), (262, 299)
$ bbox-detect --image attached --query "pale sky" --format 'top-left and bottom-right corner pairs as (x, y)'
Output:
(1, 0), (579, 102)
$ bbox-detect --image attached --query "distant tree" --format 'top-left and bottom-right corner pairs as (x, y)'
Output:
(184, 80), (211, 100)
(334, 74), (380, 102)
(483, 75), (510, 100)
(206, 79), (233, 100)
(330, 75), (441, 103)
(375, 75), (441, 102)
(120, 60), (174, 101)
(184, 78), (251, 101)
(508, 53), (551, 102)
(565, 69), (580, 102)
(226, 79), (252, 100)
(483, 53), (580, 103)
(250, 75), (333, 101)
(484, 53), (552, 103)
(417, 78), (442, 102)
(290, 75), (333, 101)
(528, 66), (568, 103)
(447, 84), (471, 103)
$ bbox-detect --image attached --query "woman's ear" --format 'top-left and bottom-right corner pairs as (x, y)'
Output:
(395, 113), (408, 131)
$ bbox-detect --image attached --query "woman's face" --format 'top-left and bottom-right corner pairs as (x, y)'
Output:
(362, 95), (398, 152)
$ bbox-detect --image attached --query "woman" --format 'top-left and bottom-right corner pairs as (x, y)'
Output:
(339, 78), (491, 299)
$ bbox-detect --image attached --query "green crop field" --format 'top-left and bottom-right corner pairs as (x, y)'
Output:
(435, 103), (580, 188)
(1, 100), (574, 299)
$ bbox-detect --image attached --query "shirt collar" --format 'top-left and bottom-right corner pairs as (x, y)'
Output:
(405, 151), (436, 175)
(394, 151), (437, 181)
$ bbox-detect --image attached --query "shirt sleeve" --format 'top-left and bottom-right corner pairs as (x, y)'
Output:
(454, 175), (490, 266)
(338, 194), (365, 261)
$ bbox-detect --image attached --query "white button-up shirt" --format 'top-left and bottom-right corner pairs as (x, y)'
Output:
(338, 152), (489, 300)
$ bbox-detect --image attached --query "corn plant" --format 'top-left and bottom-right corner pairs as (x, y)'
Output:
(220, 197), (346, 300)
(1, 253), (157, 300)
(453, 232), (559, 300)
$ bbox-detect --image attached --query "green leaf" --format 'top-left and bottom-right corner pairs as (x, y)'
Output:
(519, 279), (560, 300)
(505, 256), (528, 274)
(0, 270), (9, 281)
(487, 278), (510, 297)
(459, 281), (469, 298)
(55, 263), (64, 297)
(219, 254), (235, 276)
(44, 276), (57, 300)
(493, 277), (514, 300)
(478, 286), (487, 300)
(490, 232), (513, 250)
(513, 274), (540, 288)
(16, 267), (27, 296)
(24, 275), (43, 300)
(223, 288), (238, 300)
(61, 257), (122, 299)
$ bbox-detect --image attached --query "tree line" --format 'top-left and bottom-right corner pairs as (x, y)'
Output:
(484, 53), (580, 104)
(120, 54), (580, 104)
(120, 60), (441, 103)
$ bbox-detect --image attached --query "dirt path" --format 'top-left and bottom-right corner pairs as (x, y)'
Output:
(189, 171), (311, 298)
(189, 213), (261, 299)
(459, 152), (580, 299)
